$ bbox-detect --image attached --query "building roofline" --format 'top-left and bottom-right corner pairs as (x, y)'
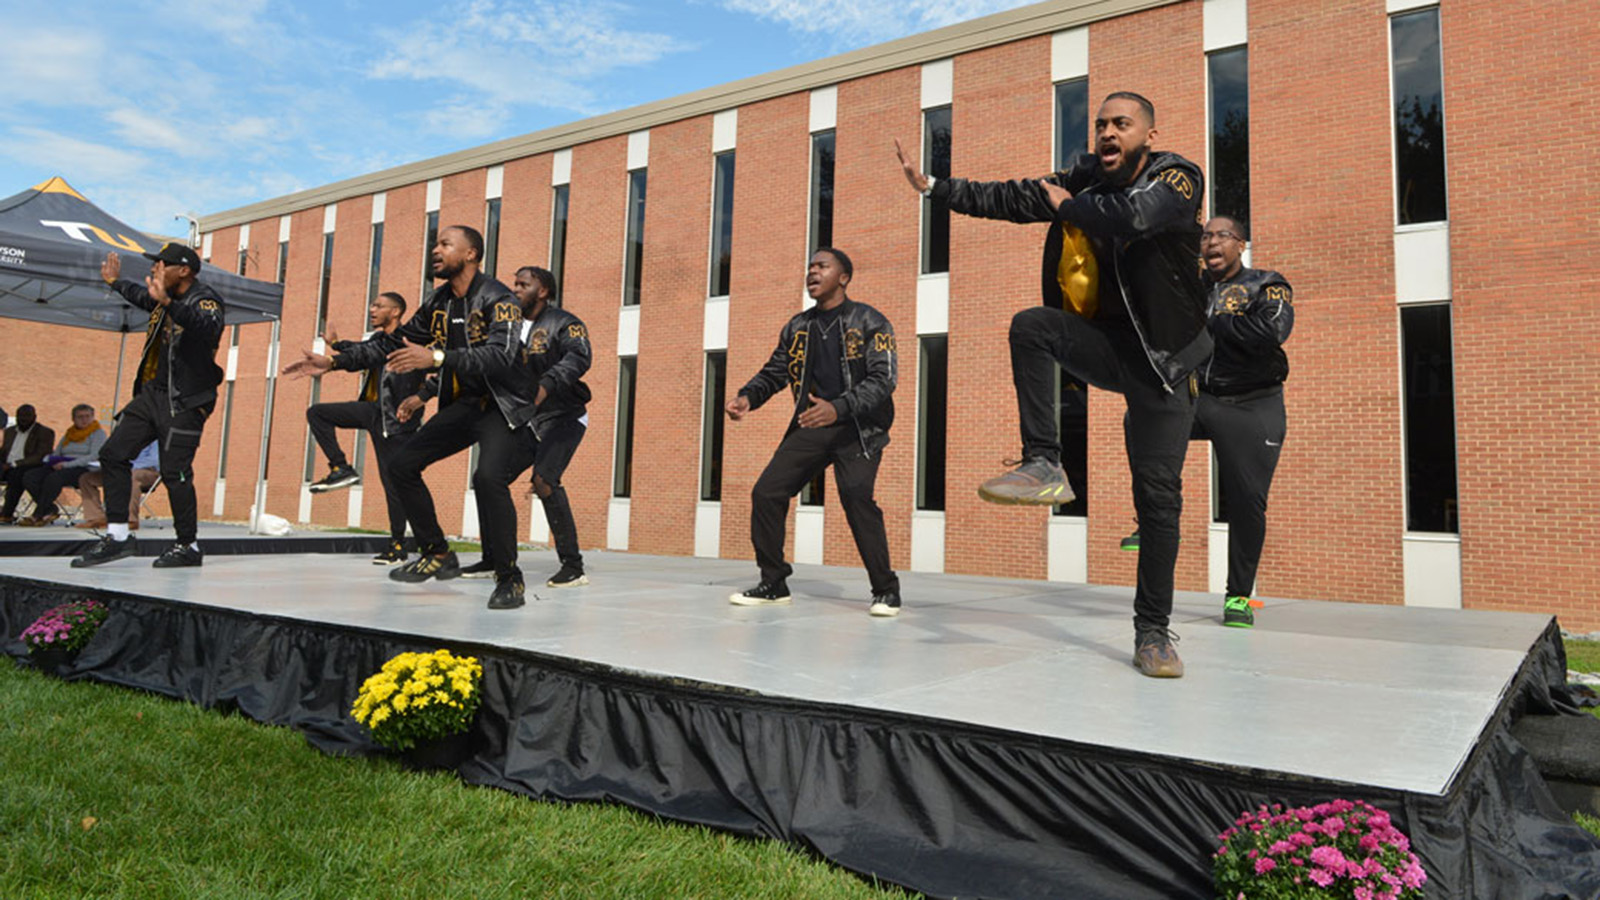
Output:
(200, 0), (1178, 231)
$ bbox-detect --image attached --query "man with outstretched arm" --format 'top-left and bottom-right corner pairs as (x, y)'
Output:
(726, 248), (902, 617)
(895, 92), (1210, 676)
(74, 244), (226, 569)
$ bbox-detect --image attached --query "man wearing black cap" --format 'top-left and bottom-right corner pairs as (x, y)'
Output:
(74, 243), (226, 568)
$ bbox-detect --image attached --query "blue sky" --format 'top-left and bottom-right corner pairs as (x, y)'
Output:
(0, 0), (1037, 236)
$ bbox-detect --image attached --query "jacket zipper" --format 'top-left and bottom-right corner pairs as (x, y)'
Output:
(1111, 242), (1175, 393)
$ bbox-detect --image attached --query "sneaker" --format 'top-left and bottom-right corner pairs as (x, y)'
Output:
(977, 458), (1075, 506)
(1133, 627), (1184, 678)
(371, 540), (407, 566)
(868, 591), (902, 618)
(308, 465), (360, 494)
(459, 558), (497, 579)
(729, 579), (790, 606)
(487, 572), (526, 610)
(389, 550), (461, 583)
(1120, 531), (1140, 551)
(71, 534), (137, 568)
(152, 543), (203, 568)
(1223, 595), (1255, 628)
(546, 565), (588, 588)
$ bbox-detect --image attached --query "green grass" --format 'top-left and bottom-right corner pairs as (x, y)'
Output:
(325, 527), (483, 555)
(0, 663), (914, 900)
(1566, 639), (1600, 676)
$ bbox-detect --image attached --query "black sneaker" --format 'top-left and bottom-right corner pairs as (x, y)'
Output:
(1222, 595), (1255, 628)
(459, 558), (497, 579)
(1133, 627), (1184, 678)
(152, 543), (204, 568)
(389, 551), (461, 583)
(308, 465), (360, 494)
(868, 591), (902, 618)
(71, 534), (137, 568)
(546, 565), (588, 588)
(977, 458), (1075, 506)
(371, 540), (407, 566)
(1120, 531), (1140, 551)
(487, 572), (526, 610)
(729, 579), (790, 606)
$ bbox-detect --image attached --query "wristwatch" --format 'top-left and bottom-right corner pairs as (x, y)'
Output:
(431, 348), (445, 368)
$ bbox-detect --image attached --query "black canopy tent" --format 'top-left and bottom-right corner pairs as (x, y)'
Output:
(0, 177), (287, 531)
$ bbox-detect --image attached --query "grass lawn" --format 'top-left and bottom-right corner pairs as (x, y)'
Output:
(1567, 639), (1600, 677)
(0, 663), (913, 900)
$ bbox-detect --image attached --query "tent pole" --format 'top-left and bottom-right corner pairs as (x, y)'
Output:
(111, 331), (126, 413)
(251, 319), (281, 533)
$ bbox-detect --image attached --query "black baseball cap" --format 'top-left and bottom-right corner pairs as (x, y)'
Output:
(143, 242), (203, 274)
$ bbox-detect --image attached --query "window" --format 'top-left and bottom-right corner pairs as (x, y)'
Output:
(236, 248), (248, 277)
(921, 107), (951, 275)
(917, 335), (948, 511)
(1054, 372), (1088, 516)
(550, 184), (570, 301)
(1208, 46), (1250, 226)
(709, 152), (735, 298)
(1391, 8), (1447, 225)
(367, 222), (384, 305)
(1400, 304), (1457, 532)
(799, 471), (826, 507)
(276, 241), (288, 284)
(700, 351), (727, 501)
(302, 378), (322, 482)
(483, 197), (501, 278)
(613, 357), (638, 496)
(216, 382), (236, 480)
(623, 169), (647, 306)
(421, 210), (439, 300)
(1053, 78), (1089, 171)
(315, 233), (334, 336)
(808, 130), (835, 254)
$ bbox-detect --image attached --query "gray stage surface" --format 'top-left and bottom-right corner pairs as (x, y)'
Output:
(0, 520), (390, 556)
(1, 548), (1552, 796)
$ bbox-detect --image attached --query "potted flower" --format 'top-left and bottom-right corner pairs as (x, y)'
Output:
(19, 599), (109, 674)
(351, 649), (484, 769)
(1213, 799), (1427, 899)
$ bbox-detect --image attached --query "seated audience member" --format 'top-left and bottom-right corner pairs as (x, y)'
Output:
(20, 404), (106, 526)
(77, 440), (160, 530)
(1, 405), (54, 524)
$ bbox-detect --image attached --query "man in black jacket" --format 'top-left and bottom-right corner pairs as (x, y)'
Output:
(726, 248), (902, 617)
(1194, 216), (1293, 629)
(74, 243), (226, 569)
(284, 225), (530, 610)
(896, 92), (1208, 676)
(303, 291), (426, 566)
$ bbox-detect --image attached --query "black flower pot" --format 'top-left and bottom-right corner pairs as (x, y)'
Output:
(28, 647), (78, 676)
(397, 730), (474, 773)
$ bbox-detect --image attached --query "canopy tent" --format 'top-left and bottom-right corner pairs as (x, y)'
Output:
(0, 177), (282, 331)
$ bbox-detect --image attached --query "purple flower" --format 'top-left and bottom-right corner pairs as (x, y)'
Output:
(1254, 857), (1277, 876)
(1268, 840), (1295, 856)
(1310, 845), (1348, 872)
(1309, 867), (1336, 888)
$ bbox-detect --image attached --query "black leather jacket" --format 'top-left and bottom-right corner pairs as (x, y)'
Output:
(1200, 267), (1294, 396)
(112, 278), (226, 412)
(518, 303), (593, 438)
(331, 329), (427, 438)
(934, 150), (1212, 391)
(739, 298), (897, 457)
(332, 272), (530, 428)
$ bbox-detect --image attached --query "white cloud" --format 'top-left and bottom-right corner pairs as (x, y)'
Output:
(716, 0), (1037, 42)
(107, 108), (196, 157)
(0, 128), (149, 182)
(0, 30), (112, 108)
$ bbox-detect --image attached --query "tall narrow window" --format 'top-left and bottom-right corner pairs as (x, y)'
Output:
(236, 248), (249, 277)
(315, 232), (334, 336)
(550, 184), (570, 301)
(800, 472), (826, 507)
(1053, 372), (1088, 516)
(1400, 304), (1457, 533)
(276, 241), (288, 284)
(421, 210), (439, 300)
(216, 382), (236, 480)
(613, 356), (638, 496)
(483, 197), (501, 278)
(921, 107), (952, 275)
(808, 130), (835, 255)
(302, 379), (322, 482)
(917, 335), (948, 511)
(1208, 46), (1250, 225)
(1054, 78), (1089, 171)
(367, 222), (384, 305)
(709, 152), (735, 298)
(1391, 8), (1447, 225)
(623, 169), (647, 306)
(700, 351), (727, 501)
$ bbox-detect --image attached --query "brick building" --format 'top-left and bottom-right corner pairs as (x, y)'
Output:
(13, 0), (1595, 629)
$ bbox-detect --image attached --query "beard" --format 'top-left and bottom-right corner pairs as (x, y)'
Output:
(431, 258), (463, 281)
(1105, 143), (1150, 183)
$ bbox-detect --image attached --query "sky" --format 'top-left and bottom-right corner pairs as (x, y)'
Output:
(0, 0), (1040, 237)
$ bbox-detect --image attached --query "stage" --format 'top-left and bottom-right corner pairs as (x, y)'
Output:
(3, 548), (1597, 898)
(0, 519), (392, 557)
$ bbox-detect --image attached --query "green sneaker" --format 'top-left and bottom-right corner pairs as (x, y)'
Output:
(1223, 595), (1255, 628)
(1120, 531), (1140, 551)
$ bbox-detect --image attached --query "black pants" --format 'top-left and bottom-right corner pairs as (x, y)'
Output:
(387, 398), (522, 575)
(23, 465), (89, 516)
(1010, 306), (1196, 630)
(503, 418), (586, 571)
(1, 463), (43, 516)
(306, 400), (411, 542)
(100, 388), (214, 543)
(1194, 388), (1285, 598)
(751, 423), (899, 595)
